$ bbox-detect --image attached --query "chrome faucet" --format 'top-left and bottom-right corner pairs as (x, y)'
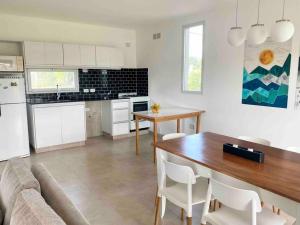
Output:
(56, 84), (61, 100)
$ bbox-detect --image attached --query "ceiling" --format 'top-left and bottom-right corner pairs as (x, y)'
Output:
(0, 0), (227, 28)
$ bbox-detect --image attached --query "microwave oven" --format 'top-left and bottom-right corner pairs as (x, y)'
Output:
(0, 56), (24, 72)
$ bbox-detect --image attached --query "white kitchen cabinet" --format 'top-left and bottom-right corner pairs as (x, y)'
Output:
(96, 46), (124, 68)
(80, 45), (96, 67)
(113, 122), (130, 136)
(33, 107), (62, 148)
(96, 46), (111, 68)
(24, 41), (45, 66)
(110, 48), (125, 68)
(101, 99), (129, 137)
(27, 102), (86, 152)
(61, 104), (86, 144)
(63, 44), (81, 66)
(24, 41), (124, 68)
(24, 41), (63, 66)
(112, 109), (129, 123)
(44, 43), (63, 65)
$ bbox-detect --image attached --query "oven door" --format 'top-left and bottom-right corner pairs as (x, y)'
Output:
(133, 101), (148, 120)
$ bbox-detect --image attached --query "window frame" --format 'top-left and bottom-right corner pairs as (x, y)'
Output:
(181, 21), (205, 94)
(26, 68), (80, 94)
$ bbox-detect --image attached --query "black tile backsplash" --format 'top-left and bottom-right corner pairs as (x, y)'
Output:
(27, 68), (148, 102)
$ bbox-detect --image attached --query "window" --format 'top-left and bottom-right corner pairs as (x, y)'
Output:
(27, 69), (79, 93)
(182, 22), (204, 93)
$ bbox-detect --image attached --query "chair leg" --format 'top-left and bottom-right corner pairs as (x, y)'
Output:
(277, 208), (281, 215)
(213, 199), (217, 211)
(180, 208), (184, 221)
(161, 196), (166, 218)
(186, 217), (192, 225)
(154, 197), (161, 225)
(154, 187), (158, 206)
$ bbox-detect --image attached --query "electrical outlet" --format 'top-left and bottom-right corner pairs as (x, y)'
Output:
(90, 88), (95, 93)
(189, 124), (195, 130)
(83, 89), (89, 93)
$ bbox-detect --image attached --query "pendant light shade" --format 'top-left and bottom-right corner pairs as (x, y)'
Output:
(247, 24), (268, 46)
(271, 0), (295, 42)
(228, 0), (245, 47)
(246, 0), (268, 46)
(228, 27), (245, 47)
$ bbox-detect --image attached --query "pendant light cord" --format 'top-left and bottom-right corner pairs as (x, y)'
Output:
(235, 0), (239, 27)
(282, 0), (286, 19)
(257, 0), (261, 24)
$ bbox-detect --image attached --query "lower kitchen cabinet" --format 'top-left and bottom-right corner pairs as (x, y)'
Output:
(27, 102), (86, 152)
(101, 99), (130, 138)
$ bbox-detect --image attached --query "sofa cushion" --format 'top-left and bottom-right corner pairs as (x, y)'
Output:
(32, 163), (90, 225)
(10, 189), (66, 225)
(0, 158), (41, 225)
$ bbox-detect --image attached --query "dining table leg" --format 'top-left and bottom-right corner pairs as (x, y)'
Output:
(135, 116), (140, 155)
(196, 114), (201, 133)
(177, 119), (181, 133)
(153, 121), (158, 163)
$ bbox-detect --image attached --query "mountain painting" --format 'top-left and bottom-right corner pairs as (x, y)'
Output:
(242, 38), (292, 108)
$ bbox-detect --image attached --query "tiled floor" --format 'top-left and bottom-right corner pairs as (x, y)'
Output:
(0, 134), (204, 225)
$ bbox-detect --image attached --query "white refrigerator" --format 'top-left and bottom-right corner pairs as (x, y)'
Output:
(0, 76), (30, 161)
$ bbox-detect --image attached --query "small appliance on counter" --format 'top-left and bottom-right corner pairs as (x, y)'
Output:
(0, 74), (30, 161)
(0, 56), (24, 72)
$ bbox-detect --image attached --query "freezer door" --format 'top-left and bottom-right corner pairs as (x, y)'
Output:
(0, 103), (30, 161)
(0, 77), (26, 104)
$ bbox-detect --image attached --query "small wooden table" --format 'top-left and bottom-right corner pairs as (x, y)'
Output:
(133, 107), (205, 163)
(156, 132), (300, 224)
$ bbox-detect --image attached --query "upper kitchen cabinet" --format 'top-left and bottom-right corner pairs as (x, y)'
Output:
(23, 41), (45, 66)
(44, 42), (63, 65)
(24, 41), (63, 67)
(24, 41), (124, 69)
(80, 45), (96, 67)
(63, 43), (81, 67)
(110, 48), (125, 68)
(96, 46), (124, 68)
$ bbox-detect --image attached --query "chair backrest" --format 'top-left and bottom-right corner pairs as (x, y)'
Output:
(156, 148), (168, 188)
(286, 146), (300, 153)
(163, 160), (196, 184)
(238, 136), (271, 146)
(210, 178), (262, 212)
(162, 133), (186, 141)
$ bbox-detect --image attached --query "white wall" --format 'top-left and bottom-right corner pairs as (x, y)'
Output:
(0, 13), (136, 67)
(137, 0), (300, 148)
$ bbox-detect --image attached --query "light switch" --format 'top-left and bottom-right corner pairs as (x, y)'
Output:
(83, 89), (89, 93)
(90, 89), (95, 93)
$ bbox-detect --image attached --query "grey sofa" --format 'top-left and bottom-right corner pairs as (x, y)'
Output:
(0, 158), (90, 225)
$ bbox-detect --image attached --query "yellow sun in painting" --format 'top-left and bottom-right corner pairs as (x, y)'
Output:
(259, 49), (274, 65)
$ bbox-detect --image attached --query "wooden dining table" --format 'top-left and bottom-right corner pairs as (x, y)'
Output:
(155, 132), (300, 224)
(134, 107), (205, 163)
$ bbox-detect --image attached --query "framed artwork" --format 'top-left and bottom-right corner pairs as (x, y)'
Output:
(242, 38), (292, 108)
(295, 59), (300, 109)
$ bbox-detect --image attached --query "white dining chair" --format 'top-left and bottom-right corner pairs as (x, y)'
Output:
(213, 136), (271, 197)
(201, 179), (287, 225)
(162, 133), (211, 178)
(154, 148), (209, 225)
(238, 136), (271, 146)
(260, 146), (300, 216)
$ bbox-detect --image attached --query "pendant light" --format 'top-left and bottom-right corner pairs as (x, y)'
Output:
(271, 0), (294, 42)
(247, 0), (268, 46)
(228, 0), (245, 47)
